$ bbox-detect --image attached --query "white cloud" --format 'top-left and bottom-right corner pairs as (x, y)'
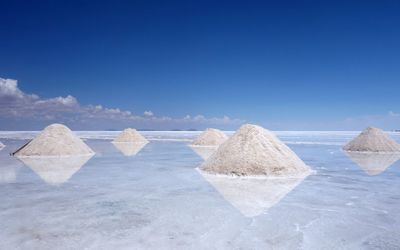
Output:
(143, 110), (154, 117)
(389, 111), (400, 117)
(0, 77), (244, 130)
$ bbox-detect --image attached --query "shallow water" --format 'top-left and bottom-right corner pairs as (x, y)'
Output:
(1, 132), (400, 250)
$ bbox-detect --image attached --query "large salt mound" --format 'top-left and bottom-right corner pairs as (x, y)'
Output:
(200, 124), (311, 177)
(343, 127), (400, 153)
(113, 128), (148, 143)
(191, 128), (227, 146)
(13, 123), (94, 157)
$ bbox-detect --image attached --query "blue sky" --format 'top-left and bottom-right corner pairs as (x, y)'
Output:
(0, 0), (399, 130)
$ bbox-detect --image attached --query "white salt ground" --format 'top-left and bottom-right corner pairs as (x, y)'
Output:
(343, 127), (400, 153)
(201, 124), (312, 177)
(191, 128), (227, 146)
(112, 128), (148, 143)
(13, 124), (94, 157)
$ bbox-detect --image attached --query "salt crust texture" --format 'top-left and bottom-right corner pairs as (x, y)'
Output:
(13, 124), (94, 157)
(201, 124), (311, 177)
(191, 128), (227, 146)
(343, 127), (400, 153)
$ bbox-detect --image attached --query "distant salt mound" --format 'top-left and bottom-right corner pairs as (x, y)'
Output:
(0, 141), (4, 150)
(19, 155), (93, 185)
(199, 170), (308, 217)
(191, 128), (227, 146)
(201, 124), (311, 177)
(113, 128), (148, 143)
(345, 151), (400, 176)
(343, 127), (400, 153)
(113, 142), (147, 156)
(13, 124), (94, 157)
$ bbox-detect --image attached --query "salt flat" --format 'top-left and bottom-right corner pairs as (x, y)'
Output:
(0, 131), (400, 249)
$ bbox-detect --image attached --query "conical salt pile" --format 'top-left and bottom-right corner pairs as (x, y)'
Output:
(0, 141), (4, 150)
(343, 127), (400, 153)
(191, 128), (228, 146)
(345, 151), (400, 176)
(13, 123), (94, 157)
(200, 124), (311, 177)
(199, 170), (308, 217)
(19, 155), (92, 185)
(113, 128), (148, 143)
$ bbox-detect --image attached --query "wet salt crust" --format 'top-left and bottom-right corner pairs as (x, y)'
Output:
(0, 131), (400, 249)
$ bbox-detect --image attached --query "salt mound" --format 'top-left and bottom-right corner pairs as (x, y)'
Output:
(199, 170), (308, 217)
(200, 124), (311, 177)
(343, 127), (400, 153)
(19, 155), (93, 185)
(191, 128), (227, 146)
(0, 142), (4, 151)
(13, 124), (94, 157)
(345, 151), (400, 176)
(190, 145), (218, 160)
(113, 128), (148, 143)
(113, 142), (147, 156)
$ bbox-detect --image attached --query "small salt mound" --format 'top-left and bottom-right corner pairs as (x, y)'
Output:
(200, 124), (311, 177)
(345, 151), (400, 176)
(113, 142), (147, 156)
(113, 128), (148, 143)
(191, 128), (227, 146)
(343, 127), (400, 153)
(13, 124), (94, 157)
(0, 141), (4, 150)
(19, 155), (93, 185)
(199, 170), (308, 217)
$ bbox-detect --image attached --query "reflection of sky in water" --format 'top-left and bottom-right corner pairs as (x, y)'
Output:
(0, 133), (400, 249)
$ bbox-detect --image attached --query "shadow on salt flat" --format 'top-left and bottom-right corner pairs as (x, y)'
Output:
(112, 142), (148, 157)
(344, 151), (400, 176)
(189, 145), (218, 160)
(198, 170), (309, 217)
(18, 155), (93, 186)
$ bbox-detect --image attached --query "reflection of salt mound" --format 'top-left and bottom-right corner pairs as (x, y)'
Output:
(343, 127), (400, 153)
(345, 151), (400, 175)
(113, 128), (148, 143)
(201, 124), (311, 177)
(113, 142), (147, 156)
(0, 141), (4, 150)
(200, 170), (308, 217)
(191, 128), (227, 146)
(0, 158), (21, 183)
(190, 145), (218, 160)
(19, 155), (93, 185)
(13, 124), (94, 156)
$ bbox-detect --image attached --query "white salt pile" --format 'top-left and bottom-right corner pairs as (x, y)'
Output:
(0, 141), (4, 150)
(343, 127), (400, 153)
(199, 170), (308, 217)
(191, 128), (227, 146)
(113, 128), (148, 143)
(13, 123), (94, 157)
(345, 151), (400, 176)
(19, 155), (93, 185)
(200, 124), (311, 177)
(113, 142), (147, 156)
